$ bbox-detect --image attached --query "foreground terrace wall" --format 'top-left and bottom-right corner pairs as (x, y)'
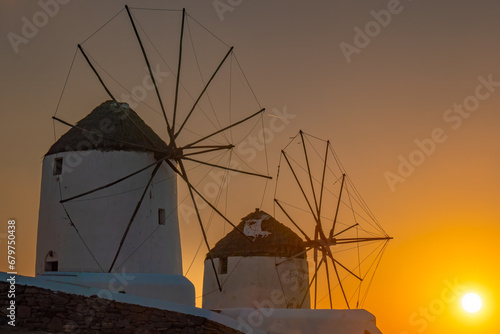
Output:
(0, 282), (241, 333)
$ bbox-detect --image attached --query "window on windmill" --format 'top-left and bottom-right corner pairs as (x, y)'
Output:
(219, 257), (228, 275)
(44, 250), (58, 272)
(53, 157), (63, 175)
(158, 208), (166, 225)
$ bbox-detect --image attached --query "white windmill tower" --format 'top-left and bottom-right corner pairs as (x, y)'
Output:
(34, 6), (271, 305)
(36, 101), (181, 276)
(35, 100), (192, 303)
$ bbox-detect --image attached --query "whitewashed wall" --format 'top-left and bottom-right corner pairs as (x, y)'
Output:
(36, 150), (181, 275)
(203, 256), (310, 310)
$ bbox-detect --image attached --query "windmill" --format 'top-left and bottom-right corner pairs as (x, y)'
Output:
(274, 130), (392, 309)
(44, 6), (271, 293)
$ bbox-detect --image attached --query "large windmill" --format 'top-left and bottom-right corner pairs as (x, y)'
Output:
(274, 131), (392, 309)
(38, 6), (271, 294)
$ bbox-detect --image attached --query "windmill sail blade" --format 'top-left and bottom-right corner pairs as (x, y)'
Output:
(328, 253), (362, 281)
(300, 253), (323, 309)
(172, 161), (254, 243)
(183, 145), (235, 150)
(184, 157), (271, 179)
(313, 229), (319, 309)
(171, 8), (186, 134)
(281, 151), (320, 225)
(183, 108), (265, 148)
(125, 5), (172, 136)
(331, 257), (350, 309)
(329, 173), (346, 238)
(317, 140), (329, 217)
(60, 156), (167, 203)
(335, 237), (393, 245)
(333, 223), (359, 238)
(182, 146), (234, 157)
(274, 246), (314, 266)
(324, 254), (333, 309)
(299, 130), (319, 214)
(108, 162), (162, 272)
(177, 160), (222, 291)
(274, 199), (312, 242)
(175, 46), (234, 138)
(77, 44), (158, 147)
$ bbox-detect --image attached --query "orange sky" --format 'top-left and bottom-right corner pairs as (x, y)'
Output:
(1, 1), (500, 333)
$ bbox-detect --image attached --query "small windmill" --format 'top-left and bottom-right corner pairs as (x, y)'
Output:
(274, 130), (392, 309)
(48, 6), (271, 292)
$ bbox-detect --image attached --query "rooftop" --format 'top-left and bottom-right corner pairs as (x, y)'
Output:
(208, 209), (306, 259)
(47, 101), (168, 156)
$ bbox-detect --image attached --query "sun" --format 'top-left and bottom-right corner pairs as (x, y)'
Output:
(461, 293), (482, 313)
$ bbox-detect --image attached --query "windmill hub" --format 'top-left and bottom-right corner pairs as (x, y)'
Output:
(303, 237), (337, 249)
(164, 145), (184, 160)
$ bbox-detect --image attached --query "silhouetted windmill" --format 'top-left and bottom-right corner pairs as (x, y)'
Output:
(274, 130), (392, 309)
(51, 6), (271, 292)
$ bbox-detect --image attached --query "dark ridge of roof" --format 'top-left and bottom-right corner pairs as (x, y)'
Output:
(207, 209), (306, 259)
(46, 100), (168, 156)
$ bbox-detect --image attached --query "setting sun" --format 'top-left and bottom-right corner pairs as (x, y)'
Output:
(462, 293), (483, 314)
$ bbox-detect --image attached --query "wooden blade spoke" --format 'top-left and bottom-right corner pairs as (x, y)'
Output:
(177, 160), (222, 291)
(324, 254), (333, 309)
(313, 227), (319, 309)
(77, 44), (116, 101)
(299, 254), (324, 309)
(125, 5), (172, 137)
(61, 156), (168, 203)
(77, 44), (157, 148)
(281, 151), (320, 226)
(274, 199), (312, 242)
(171, 8), (186, 134)
(327, 252), (362, 281)
(174, 160), (254, 243)
(330, 173), (346, 238)
(330, 257), (350, 309)
(184, 157), (271, 179)
(184, 145), (236, 150)
(274, 246), (313, 266)
(175, 46), (234, 138)
(182, 145), (234, 157)
(335, 237), (393, 245)
(299, 130), (319, 215)
(108, 162), (162, 272)
(183, 108), (265, 148)
(332, 223), (359, 238)
(317, 140), (329, 220)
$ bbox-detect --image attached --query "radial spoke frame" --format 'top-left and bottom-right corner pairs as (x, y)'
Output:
(274, 130), (392, 309)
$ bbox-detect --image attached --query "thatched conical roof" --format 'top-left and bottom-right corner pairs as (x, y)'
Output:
(208, 209), (306, 259)
(47, 100), (167, 156)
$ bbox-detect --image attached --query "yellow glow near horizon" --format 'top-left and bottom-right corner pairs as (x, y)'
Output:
(461, 293), (482, 314)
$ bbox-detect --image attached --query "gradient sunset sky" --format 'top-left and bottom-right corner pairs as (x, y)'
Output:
(1, 1), (500, 333)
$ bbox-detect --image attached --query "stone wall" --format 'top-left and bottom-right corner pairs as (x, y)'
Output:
(0, 282), (241, 333)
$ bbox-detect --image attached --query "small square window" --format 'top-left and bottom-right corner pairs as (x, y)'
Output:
(53, 157), (63, 175)
(158, 208), (166, 225)
(219, 257), (228, 275)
